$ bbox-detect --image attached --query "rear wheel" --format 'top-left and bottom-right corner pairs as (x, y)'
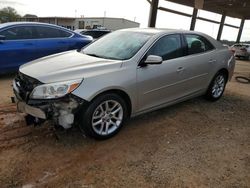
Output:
(205, 72), (227, 101)
(79, 93), (128, 139)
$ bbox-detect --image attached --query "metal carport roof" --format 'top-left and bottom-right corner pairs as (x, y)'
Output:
(148, 0), (250, 42)
(165, 0), (250, 19)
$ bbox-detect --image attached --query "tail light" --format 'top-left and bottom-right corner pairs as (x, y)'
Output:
(229, 48), (235, 55)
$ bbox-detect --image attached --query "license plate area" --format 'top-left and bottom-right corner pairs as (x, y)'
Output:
(17, 101), (46, 119)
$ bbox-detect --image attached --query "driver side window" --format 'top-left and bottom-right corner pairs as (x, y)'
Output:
(0, 26), (35, 40)
(147, 34), (184, 61)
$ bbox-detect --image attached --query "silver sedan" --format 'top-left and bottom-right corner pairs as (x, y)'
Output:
(14, 28), (235, 139)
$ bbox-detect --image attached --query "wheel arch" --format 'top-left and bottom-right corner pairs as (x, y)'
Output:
(217, 68), (229, 82)
(90, 89), (132, 117)
(206, 68), (229, 93)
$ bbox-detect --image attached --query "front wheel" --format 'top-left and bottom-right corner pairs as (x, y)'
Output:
(205, 72), (227, 101)
(79, 93), (128, 139)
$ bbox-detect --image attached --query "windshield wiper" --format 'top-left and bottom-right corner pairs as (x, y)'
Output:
(85, 53), (103, 58)
(84, 53), (122, 60)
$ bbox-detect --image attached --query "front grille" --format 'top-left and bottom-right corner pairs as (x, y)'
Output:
(14, 72), (42, 101)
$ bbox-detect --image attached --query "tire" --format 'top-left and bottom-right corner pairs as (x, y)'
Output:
(79, 93), (128, 140)
(205, 72), (227, 101)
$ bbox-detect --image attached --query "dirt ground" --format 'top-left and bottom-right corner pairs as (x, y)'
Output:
(0, 60), (250, 188)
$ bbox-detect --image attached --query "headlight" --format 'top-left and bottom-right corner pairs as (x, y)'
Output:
(30, 79), (82, 99)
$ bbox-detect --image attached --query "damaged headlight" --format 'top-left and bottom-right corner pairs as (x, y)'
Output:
(30, 79), (82, 99)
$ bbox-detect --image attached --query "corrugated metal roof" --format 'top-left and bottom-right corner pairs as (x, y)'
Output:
(165, 0), (250, 19)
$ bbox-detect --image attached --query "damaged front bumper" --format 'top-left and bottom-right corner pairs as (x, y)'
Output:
(14, 94), (85, 128)
(17, 100), (46, 119)
(13, 72), (86, 128)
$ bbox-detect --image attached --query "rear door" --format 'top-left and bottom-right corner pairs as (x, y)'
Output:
(33, 26), (72, 59)
(181, 34), (216, 94)
(0, 25), (36, 72)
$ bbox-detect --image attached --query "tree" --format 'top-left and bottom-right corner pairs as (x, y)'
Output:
(0, 7), (21, 23)
(23, 14), (37, 18)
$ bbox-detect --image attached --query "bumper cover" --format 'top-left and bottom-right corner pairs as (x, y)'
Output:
(13, 92), (85, 128)
(17, 101), (46, 119)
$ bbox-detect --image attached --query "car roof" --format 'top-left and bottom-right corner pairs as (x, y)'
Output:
(119, 28), (175, 34)
(119, 28), (224, 49)
(0, 22), (72, 31)
(119, 27), (207, 36)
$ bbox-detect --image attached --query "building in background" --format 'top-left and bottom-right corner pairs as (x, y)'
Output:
(21, 16), (140, 30)
(21, 17), (76, 30)
(75, 17), (139, 30)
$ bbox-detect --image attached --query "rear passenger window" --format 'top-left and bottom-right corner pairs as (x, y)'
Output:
(147, 34), (184, 61)
(185, 34), (214, 55)
(35, 26), (71, 39)
(0, 26), (34, 40)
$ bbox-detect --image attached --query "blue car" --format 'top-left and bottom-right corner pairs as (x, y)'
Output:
(0, 22), (93, 73)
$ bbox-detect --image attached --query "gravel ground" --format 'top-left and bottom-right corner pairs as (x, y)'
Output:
(0, 60), (249, 188)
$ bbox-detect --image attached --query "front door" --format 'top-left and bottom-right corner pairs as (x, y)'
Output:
(0, 26), (36, 72)
(137, 34), (187, 112)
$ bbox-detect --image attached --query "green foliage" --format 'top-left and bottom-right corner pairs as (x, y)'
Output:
(0, 7), (21, 23)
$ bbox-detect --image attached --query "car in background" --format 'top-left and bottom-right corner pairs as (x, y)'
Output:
(0, 22), (93, 74)
(231, 43), (250, 60)
(75, 29), (111, 39)
(13, 28), (235, 139)
(222, 44), (229, 48)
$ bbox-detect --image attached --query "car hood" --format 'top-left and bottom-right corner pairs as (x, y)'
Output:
(20, 50), (123, 83)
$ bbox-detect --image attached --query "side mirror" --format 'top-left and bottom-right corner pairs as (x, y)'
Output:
(144, 55), (163, 65)
(0, 35), (6, 42)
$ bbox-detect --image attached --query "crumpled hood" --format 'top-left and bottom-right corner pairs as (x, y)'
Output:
(20, 50), (122, 83)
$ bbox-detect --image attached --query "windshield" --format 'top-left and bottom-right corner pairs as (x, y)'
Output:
(82, 31), (152, 60)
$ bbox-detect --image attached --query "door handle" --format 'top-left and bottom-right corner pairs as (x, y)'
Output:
(208, 59), (216, 63)
(176, 67), (185, 73)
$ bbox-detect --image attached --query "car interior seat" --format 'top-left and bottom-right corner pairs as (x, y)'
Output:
(189, 40), (204, 54)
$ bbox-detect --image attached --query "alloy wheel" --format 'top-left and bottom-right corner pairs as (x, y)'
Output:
(211, 75), (225, 98)
(91, 100), (123, 136)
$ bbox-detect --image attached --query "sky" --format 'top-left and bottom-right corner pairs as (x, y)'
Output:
(1, 0), (250, 41)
